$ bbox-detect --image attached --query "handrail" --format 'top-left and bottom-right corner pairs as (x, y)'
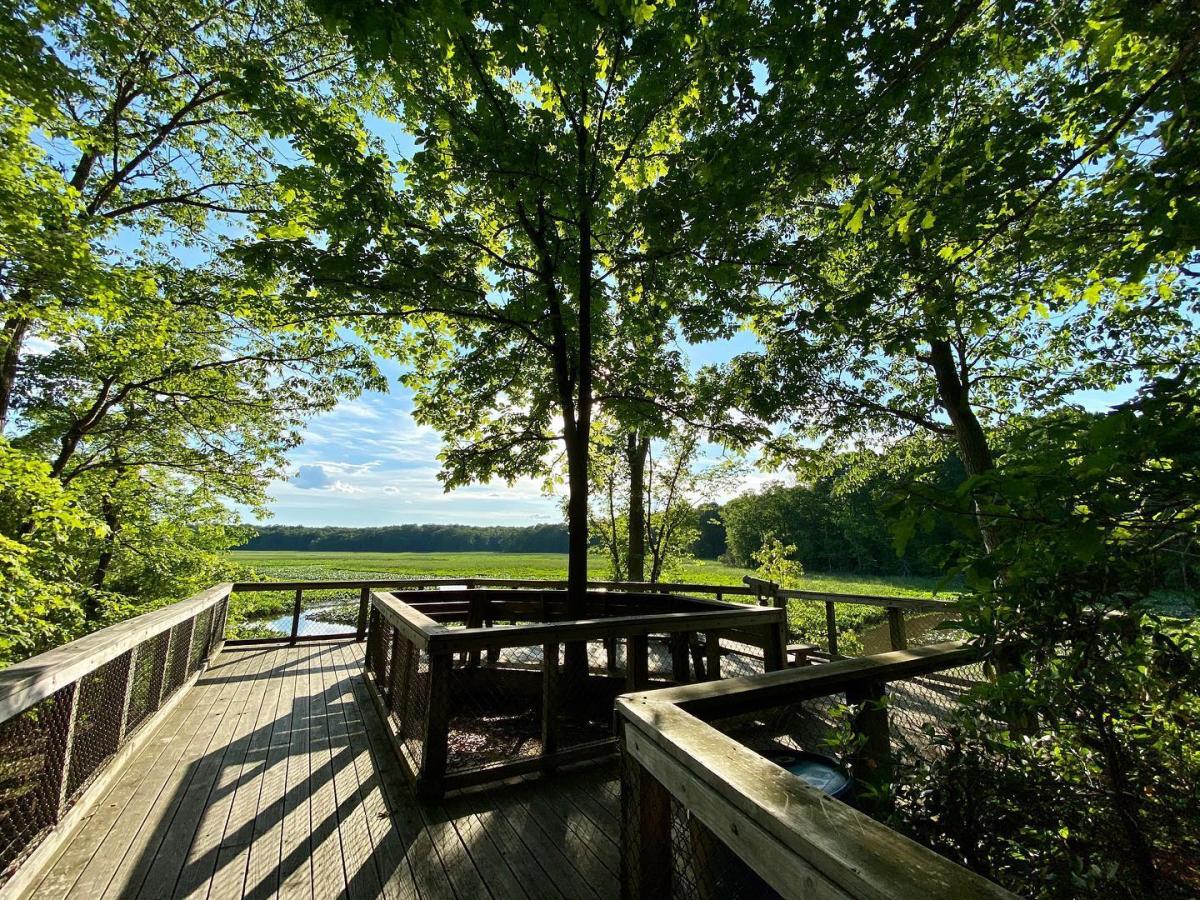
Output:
(617, 643), (1016, 900)
(0, 582), (232, 725)
(226, 576), (957, 654)
(0, 583), (231, 895)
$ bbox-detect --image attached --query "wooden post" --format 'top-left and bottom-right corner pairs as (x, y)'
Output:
(825, 601), (839, 656)
(887, 607), (908, 651)
(705, 631), (721, 681)
(151, 629), (172, 710)
(627, 635), (649, 691)
(45, 683), (80, 824)
(762, 621), (786, 672)
(355, 586), (371, 641)
(605, 636), (619, 672)
(290, 588), (303, 646)
(620, 747), (672, 900)
(669, 632), (690, 683)
(466, 594), (485, 667)
(687, 633), (706, 681)
(117, 646), (139, 743)
(542, 642), (559, 767)
(418, 651), (452, 801)
(846, 678), (891, 814)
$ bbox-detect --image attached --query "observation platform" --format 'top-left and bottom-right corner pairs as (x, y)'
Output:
(16, 642), (620, 900)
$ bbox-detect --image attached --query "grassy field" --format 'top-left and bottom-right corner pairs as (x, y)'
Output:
(226, 550), (954, 650)
(228, 550), (948, 598)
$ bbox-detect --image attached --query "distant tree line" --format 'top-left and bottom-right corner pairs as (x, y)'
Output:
(240, 523), (569, 554)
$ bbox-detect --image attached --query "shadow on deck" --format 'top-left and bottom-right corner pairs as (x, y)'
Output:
(21, 643), (619, 900)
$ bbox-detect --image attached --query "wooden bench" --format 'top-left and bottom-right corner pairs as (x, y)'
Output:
(786, 642), (819, 667)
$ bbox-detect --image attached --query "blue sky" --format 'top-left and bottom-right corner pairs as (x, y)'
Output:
(255, 332), (769, 527)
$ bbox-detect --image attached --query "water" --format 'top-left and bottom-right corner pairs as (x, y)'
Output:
(860, 611), (960, 654)
(251, 602), (355, 637)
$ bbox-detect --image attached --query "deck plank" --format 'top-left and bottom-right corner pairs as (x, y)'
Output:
(106, 645), (271, 899)
(278, 647), (315, 900)
(171, 646), (284, 899)
(14, 641), (621, 900)
(25, 648), (250, 899)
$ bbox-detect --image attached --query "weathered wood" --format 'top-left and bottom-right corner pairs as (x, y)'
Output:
(669, 632), (690, 683)
(438, 740), (616, 794)
(542, 642), (560, 763)
(787, 643), (819, 667)
(418, 652), (452, 801)
(289, 588), (303, 645)
(618, 689), (1017, 900)
(0, 583), (231, 726)
(19, 652), (233, 900)
(779, 588), (955, 613)
(762, 622), (787, 672)
(626, 635), (650, 691)
(704, 632), (721, 680)
(355, 585), (371, 642)
(17, 643), (621, 900)
(825, 601), (839, 656)
(620, 750), (672, 900)
(887, 607), (908, 651)
(687, 633), (706, 681)
(425, 607), (785, 655)
(637, 642), (981, 721)
(116, 646), (139, 743)
(846, 679), (891, 815)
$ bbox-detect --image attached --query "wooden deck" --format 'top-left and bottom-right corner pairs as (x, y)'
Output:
(20, 642), (621, 900)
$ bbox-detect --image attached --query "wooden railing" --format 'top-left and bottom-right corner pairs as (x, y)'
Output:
(225, 576), (956, 655)
(361, 586), (788, 800)
(616, 642), (1017, 900)
(0, 584), (231, 896)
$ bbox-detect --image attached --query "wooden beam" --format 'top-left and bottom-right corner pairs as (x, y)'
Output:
(541, 643), (559, 765)
(416, 651), (452, 801)
(887, 608), (908, 651)
(424, 607), (785, 655)
(630, 643), (980, 721)
(620, 746), (673, 900)
(355, 586), (371, 641)
(627, 635), (650, 691)
(617, 691), (1017, 900)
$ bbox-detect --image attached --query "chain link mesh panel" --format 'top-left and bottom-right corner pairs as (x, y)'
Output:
(0, 688), (73, 885)
(0, 594), (225, 891)
(446, 642), (544, 772)
(63, 651), (131, 805)
(124, 629), (171, 736)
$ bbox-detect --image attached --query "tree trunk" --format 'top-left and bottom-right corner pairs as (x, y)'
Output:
(626, 432), (648, 582)
(88, 493), (121, 619)
(928, 338), (998, 552)
(0, 316), (29, 434)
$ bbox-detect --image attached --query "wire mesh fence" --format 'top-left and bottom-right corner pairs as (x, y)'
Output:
(363, 587), (787, 798)
(620, 748), (784, 900)
(617, 643), (1005, 899)
(0, 589), (229, 891)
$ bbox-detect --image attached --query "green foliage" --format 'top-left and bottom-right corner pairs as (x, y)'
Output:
(0, 0), (377, 665)
(891, 373), (1200, 897)
(751, 533), (804, 588)
(721, 442), (969, 576)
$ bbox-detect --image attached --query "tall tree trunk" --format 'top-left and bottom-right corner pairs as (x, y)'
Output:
(626, 432), (648, 582)
(87, 493), (121, 619)
(561, 120), (594, 684)
(0, 316), (29, 434)
(928, 338), (998, 552)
